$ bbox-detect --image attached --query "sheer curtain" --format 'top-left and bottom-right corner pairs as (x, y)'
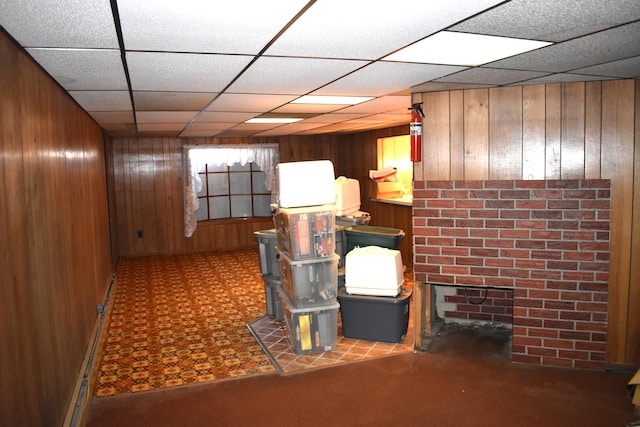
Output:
(183, 144), (279, 237)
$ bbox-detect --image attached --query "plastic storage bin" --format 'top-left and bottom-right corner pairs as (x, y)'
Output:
(276, 160), (336, 208)
(276, 248), (339, 307)
(273, 205), (336, 260)
(345, 246), (404, 297)
(336, 225), (346, 269)
(277, 287), (339, 355)
(345, 225), (405, 253)
(338, 286), (412, 343)
(262, 274), (284, 321)
(254, 229), (279, 278)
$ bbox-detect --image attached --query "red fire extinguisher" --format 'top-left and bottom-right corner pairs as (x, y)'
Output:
(409, 102), (425, 162)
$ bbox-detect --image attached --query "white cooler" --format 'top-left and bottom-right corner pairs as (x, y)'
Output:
(345, 246), (404, 297)
(335, 176), (370, 227)
(276, 160), (336, 208)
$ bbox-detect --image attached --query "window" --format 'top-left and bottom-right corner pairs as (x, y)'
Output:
(195, 162), (272, 220)
(377, 135), (413, 197)
(183, 144), (279, 237)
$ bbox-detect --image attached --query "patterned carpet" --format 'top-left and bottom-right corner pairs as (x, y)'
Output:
(93, 248), (413, 398)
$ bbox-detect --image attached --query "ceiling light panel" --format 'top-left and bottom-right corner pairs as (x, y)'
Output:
(265, 0), (504, 59)
(451, 0), (640, 43)
(489, 21), (640, 73)
(0, 0), (118, 48)
(133, 91), (217, 110)
(116, 0), (309, 54)
(68, 91), (132, 111)
(126, 52), (253, 92)
(384, 32), (552, 66)
(205, 93), (297, 112)
(26, 48), (128, 90)
(315, 62), (466, 96)
(227, 57), (368, 94)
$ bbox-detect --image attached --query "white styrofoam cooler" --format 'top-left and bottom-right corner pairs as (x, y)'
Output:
(345, 246), (404, 297)
(276, 160), (336, 208)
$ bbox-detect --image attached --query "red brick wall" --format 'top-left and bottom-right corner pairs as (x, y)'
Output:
(443, 287), (513, 324)
(412, 180), (610, 369)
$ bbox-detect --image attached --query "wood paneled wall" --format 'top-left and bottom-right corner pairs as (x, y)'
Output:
(0, 31), (115, 427)
(411, 80), (639, 366)
(112, 135), (342, 257)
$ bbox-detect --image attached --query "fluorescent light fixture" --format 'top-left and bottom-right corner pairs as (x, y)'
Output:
(292, 95), (374, 105)
(245, 117), (303, 124)
(384, 31), (552, 66)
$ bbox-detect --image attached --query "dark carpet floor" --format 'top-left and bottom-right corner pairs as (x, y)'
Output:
(85, 324), (638, 427)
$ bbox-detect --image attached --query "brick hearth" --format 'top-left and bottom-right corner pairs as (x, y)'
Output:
(412, 179), (610, 369)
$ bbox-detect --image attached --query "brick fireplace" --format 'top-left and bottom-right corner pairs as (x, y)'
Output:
(412, 179), (610, 369)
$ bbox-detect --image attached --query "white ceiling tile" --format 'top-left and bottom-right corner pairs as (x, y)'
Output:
(227, 57), (368, 95)
(337, 96), (411, 114)
(436, 68), (549, 85)
(0, 0), (118, 48)
(89, 111), (135, 124)
(183, 122), (235, 132)
(255, 121), (332, 136)
(136, 111), (198, 123)
(69, 91), (132, 111)
(488, 21), (640, 73)
(411, 82), (494, 92)
(137, 123), (186, 132)
(193, 112), (258, 123)
(572, 56), (640, 79)
(117, 0), (309, 54)
(303, 113), (370, 123)
(316, 62), (466, 96)
(513, 73), (619, 86)
(265, 0), (504, 59)
(26, 48), (127, 90)
(271, 104), (345, 114)
(126, 52), (253, 92)
(451, 0), (640, 42)
(133, 92), (217, 110)
(205, 93), (297, 112)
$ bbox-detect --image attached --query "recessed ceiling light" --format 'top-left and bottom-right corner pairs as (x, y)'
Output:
(245, 117), (302, 124)
(292, 95), (374, 105)
(384, 31), (552, 66)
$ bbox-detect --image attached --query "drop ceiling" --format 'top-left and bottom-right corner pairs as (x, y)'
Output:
(1, 0), (638, 138)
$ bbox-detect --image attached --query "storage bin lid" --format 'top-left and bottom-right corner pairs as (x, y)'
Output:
(338, 286), (412, 302)
(345, 225), (405, 238)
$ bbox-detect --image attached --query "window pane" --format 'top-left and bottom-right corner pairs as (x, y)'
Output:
(230, 195), (252, 218)
(230, 172), (251, 193)
(195, 198), (209, 220)
(207, 173), (228, 195)
(230, 163), (250, 172)
(206, 163), (227, 172)
(252, 171), (268, 193)
(253, 195), (272, 217)
(209, 197), (230, 219)
(197, 173), (207, 196)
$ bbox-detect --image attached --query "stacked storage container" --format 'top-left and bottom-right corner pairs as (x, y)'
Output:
(254, 229), (284, 321)
(339, 224), (412, 343)
(273, 160), (340, 355)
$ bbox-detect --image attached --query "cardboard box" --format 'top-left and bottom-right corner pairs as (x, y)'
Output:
(369, 170), (403, 199)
